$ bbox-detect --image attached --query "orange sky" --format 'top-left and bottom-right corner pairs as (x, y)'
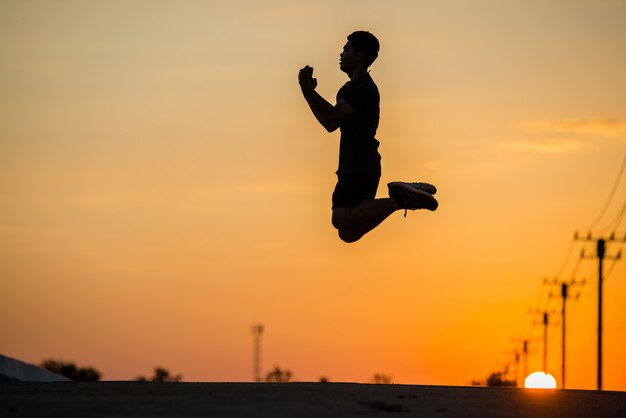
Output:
(1, 0), (625, 389)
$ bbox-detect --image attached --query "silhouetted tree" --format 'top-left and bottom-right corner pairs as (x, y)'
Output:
(265, 366), (292, 382)
(135, 367), (182, 382)
(40, 359), (101, 381)
(369, 373), (393, 384)
(319, 375), (330, 383)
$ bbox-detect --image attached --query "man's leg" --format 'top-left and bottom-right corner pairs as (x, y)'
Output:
(331, 183), (439, 243)
(332, 198), (399, 243)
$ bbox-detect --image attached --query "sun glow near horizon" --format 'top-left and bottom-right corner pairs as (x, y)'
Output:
(525, 372), (557, 389)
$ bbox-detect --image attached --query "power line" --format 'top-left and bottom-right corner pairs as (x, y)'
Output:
(570, 263), (583, 284)
(605, 324), (626, 334)
(601, 199), (626, 234)
(570, 330), (596, 375)
(603, 245), (624, 283)
(588, 152), (626, 231)
(553, 240), (577, 280)
(521, 279), (549, 340)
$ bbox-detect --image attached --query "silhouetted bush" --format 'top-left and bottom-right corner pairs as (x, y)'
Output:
(471, 371), (517, 387)
(486, 371), (516, 387)
(40, 359), (101, 381)
(265, 366), (292, 382)
(135, 367), (182, 382)
(369, 373), (393, 384)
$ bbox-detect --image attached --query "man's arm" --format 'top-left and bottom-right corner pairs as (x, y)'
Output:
(310, 103), (340, 133)
(299, 66), (354, 133)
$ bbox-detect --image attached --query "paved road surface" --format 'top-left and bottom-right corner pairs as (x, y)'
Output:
(2, 382), (625, 417)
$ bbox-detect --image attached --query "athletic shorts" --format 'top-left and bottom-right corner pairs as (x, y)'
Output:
(332, 173), (380, 209)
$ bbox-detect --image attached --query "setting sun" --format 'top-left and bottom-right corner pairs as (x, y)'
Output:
(525, 372), (557, 389)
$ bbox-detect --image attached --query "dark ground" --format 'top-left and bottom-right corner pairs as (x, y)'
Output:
(2, 382), (626, 418)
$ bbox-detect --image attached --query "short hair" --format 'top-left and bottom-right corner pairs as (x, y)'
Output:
(347, 31), (380, 67)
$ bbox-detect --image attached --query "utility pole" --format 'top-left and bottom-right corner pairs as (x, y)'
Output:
(514, 353), (520, 387)
(532, 310), (555, 374)
(523, 339), (528, 381)
(511, 337), (534, 386)
(505, 345), (523, 387)
(575, 232), (624, 390)
(543, 312), (549, 373)
(251, 324), (264, 382)
(548, 279), (584, 389)
(560, 284), (568, 389)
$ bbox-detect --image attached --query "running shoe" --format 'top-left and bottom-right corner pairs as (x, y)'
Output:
(388, 181), (437, 195)
(388, 182), (439, 212)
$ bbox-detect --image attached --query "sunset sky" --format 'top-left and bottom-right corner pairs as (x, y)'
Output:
(1, 0), (625, 390)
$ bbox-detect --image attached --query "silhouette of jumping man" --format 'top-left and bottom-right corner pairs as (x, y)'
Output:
(299, 31), (438, 243)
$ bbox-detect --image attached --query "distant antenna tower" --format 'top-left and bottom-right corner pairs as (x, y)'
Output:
(251, 324), (264, 382)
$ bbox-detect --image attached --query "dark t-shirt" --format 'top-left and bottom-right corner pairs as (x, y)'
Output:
(336, 73), (381, 175)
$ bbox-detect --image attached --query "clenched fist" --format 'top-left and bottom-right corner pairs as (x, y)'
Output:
(298, 65), (317, 89)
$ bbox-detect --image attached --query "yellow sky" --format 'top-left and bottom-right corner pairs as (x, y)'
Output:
(1, 0), (625, 389)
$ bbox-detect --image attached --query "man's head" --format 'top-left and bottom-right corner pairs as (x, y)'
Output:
(346, 31), (379, 68)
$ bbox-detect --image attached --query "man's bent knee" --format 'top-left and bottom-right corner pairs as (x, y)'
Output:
(331, 208), (357, 230)
(332, 207), (352, 230)
(333, 208), (364, 242)
(338, 229), (362, 243)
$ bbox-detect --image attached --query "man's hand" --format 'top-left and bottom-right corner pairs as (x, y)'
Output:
(298, 65), (343, 133)
(299, 65), (317, 90)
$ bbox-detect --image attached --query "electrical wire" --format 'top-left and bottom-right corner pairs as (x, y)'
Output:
(554, 239), (576, 280)
(521, 280), (549, 340)
(604, 324), (626, 334)
(567, 253), (583, 284)
(601, 198), (626, 234)
(602, 243), (624, 283)
(570, 330), (596, 375)
(567, 290), (582, 336)
(588, 152), (626, 231)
